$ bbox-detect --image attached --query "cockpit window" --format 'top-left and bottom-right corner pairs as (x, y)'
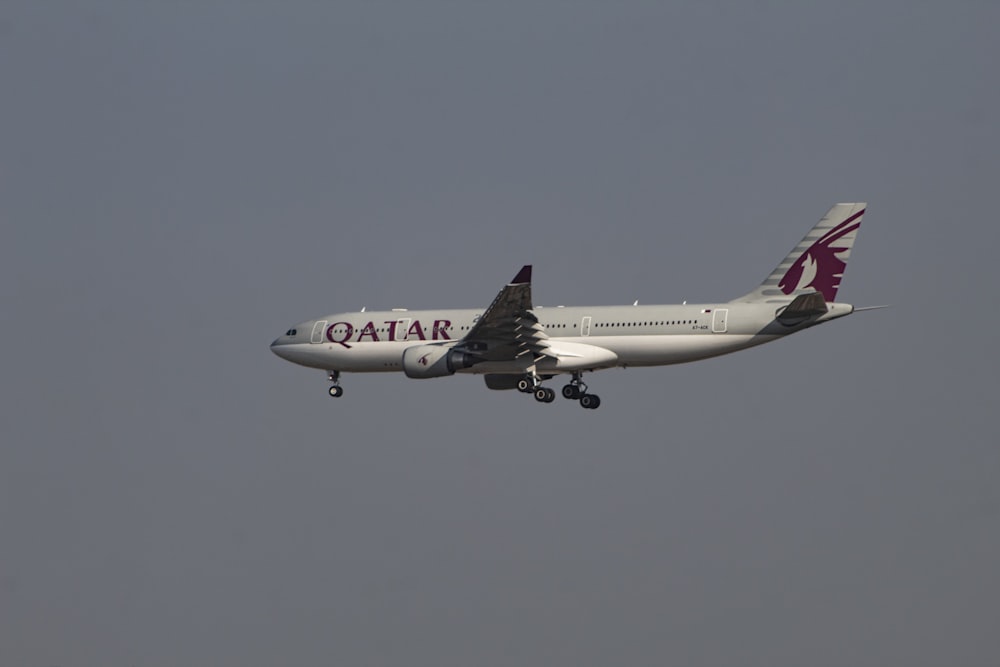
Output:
(286, 329), (297, 336)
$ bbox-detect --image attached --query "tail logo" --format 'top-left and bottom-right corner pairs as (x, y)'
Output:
(779, 210), (864, 301)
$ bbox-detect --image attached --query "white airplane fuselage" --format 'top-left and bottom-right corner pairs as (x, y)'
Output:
(270, 301), (854, 374)
(270, 203), (869, 408)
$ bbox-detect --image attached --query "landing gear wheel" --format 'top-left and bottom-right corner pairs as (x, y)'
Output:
(564, 372), (588, 401)
(517, 378), (534, 393)
(579, 394), (601, 409)
(534, 387), (556, 403)
(328, 385), (344, 398)
(562, 384), (581, 400)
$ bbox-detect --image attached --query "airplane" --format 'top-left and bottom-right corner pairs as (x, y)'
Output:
(271, 203), (876, 409)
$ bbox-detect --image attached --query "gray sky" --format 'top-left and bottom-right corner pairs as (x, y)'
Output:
(2, 2), (998, 666)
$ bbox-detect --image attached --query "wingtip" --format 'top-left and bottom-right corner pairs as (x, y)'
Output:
(511, 265), (532, 284)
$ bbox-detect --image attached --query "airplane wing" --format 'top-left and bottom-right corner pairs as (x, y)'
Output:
(461, 265), (554, 363)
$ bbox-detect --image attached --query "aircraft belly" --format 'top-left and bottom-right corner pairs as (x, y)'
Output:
(271, 342), (410, 372)
(275, 334), (782, 373)
(591, 334), (778, 366)
(335, 342), (412, 371)
(457, 360), (532, 375)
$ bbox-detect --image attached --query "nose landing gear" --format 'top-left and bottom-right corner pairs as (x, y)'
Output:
(327, 371), (344, 398)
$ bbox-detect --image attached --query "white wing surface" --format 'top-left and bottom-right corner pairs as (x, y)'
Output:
(462, 265), (554, 363)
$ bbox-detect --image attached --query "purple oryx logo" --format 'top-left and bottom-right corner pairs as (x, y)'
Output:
(779, 209), (864, 302)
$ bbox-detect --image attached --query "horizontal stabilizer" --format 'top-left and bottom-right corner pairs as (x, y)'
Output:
(776, 291), (828, 322)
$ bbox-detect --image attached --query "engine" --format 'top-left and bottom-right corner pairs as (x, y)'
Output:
(483, 374), (522, 391)
(402, 344), (481, 379)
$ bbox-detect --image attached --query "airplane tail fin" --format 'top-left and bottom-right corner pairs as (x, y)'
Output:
(732, 203), (866, 303)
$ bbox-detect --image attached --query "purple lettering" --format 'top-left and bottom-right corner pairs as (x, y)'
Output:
(326, 322), (354, 348)
(433, 319), (452, 340)
(407, 319), (427, 340)
(385, 320), (399, 341)
(357, 321), (380, 342)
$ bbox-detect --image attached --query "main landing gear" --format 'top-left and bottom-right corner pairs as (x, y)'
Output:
(564, 372), (601, 410)
(327, 371), (344, 398)
(518, 372), (601, 409)
(534, 387), (556, 403)
(516, 375), (554, 402)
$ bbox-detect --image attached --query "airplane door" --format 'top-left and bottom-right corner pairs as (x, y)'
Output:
(311, 320), (328, 343)
(712, 309), (728, 333)
(395, 318), (411, 341)
(581, 316), (592, 336)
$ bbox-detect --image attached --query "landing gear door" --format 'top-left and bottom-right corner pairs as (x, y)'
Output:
(395, 318), (411, 341)
(311, 321), (328, 343)
(712, 309), (728, 333)
(581, 316), (592, 336)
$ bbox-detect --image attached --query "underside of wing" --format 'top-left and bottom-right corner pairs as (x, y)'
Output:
(461, 265), (554, 363)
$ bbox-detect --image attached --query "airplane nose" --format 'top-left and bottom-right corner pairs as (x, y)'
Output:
(270, 338), (290, 359)
(271, 327), (310, 364)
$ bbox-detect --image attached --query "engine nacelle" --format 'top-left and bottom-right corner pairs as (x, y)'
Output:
(402, 344), (480, 379)
(483, 374), (522, 391)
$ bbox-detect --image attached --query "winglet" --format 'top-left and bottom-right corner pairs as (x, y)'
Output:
(511, 265), (532, 285)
